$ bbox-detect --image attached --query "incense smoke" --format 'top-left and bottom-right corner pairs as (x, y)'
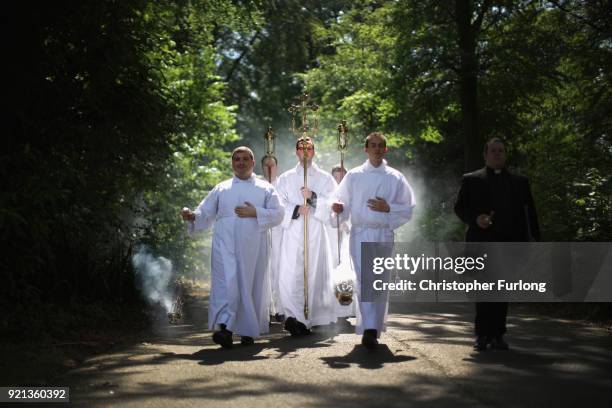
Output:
(396, 165), (465, 243)
(247, 120), (464, 242)
(132, 247), (173, 313)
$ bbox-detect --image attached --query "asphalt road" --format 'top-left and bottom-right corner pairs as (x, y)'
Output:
(60, 294), (612, 407)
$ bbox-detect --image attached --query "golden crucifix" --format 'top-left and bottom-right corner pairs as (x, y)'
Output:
(288, 93), (319, 320)
(288, 92), (319, 140)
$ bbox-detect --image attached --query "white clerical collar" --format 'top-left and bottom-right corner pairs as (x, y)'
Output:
(486, 166), (504, 175)
(364, 159), (387, 172)
(233, 173), (256, 183)
(294, 161), (319, 173)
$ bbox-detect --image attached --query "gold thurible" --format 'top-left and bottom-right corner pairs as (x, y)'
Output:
(167, 294), (183, 324)
(288, 92), (319, 320)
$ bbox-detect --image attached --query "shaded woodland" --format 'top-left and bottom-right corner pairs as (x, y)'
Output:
(2, 1), (611, 339)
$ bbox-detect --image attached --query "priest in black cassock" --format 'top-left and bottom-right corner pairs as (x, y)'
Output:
(454, 138), (540, 351)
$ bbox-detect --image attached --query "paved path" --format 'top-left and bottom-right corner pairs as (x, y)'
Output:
(61, 294), (612, 407)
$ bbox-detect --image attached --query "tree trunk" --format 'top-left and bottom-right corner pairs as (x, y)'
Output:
(455, 0), (482, 172)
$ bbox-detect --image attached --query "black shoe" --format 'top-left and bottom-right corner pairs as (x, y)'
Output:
(361, 329), (378, 350)
(240, 336), (255, 346)
(296, 320), (311, 335)
(212, 325), (233, 348)
(490, 335), (509, 350)
(284, 317), (300, 336)
(474, 336), (488, 352)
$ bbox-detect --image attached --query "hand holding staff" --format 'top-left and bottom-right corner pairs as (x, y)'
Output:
(288, 93), (319, 320)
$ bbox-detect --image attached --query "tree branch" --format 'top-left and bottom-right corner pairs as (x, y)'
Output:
(549, 0), (608, 33)
(224, 30), (261, 83)
(473, 0), (493, 34)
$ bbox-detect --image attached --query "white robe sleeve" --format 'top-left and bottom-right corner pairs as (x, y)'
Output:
(313, 174), (337, 225)
(189, 186), (219, 234)
(332, 173), (351, 224)
(255, 186), (285, 231)
(386, 174), (416, 230)
(276, 176), (296, 230)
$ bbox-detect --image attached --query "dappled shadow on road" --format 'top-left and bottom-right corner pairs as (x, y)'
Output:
(321, 344), (417, 369)
(386, 302), (612, 407)
(388, 302), (612, 370)
(388, 302), (474, 347)
(163, 344), (270, 365)
(133, 320), (347, 366)
(262, 320), (368, 358)
(68, 371), (478, 408)
(463, 348), (556, 367)
(263, 331), (335, 358)
(76, 322), (416, 372)
(62, 295), (612, 407)
(456, 345), (612, 407)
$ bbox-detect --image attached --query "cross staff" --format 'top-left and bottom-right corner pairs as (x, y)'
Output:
(263, 126), (275, 183)
(288, 92), (319, 140)
(336, 120), (349, 265)
(288, 93), (319, 320)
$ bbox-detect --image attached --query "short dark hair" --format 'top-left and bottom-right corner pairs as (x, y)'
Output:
(483, 138), (505, 154)
(364, 132), (387, 148)
(331, 164), (346, 174)
(295, 137), (314, 150)
(261, 154), (278, 166)
(231, 146), (254, 160)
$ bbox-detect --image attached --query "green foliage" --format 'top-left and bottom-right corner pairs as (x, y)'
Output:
(2, 0), (245, 330)
(297, 0), (611, 241)
(215, 0), (355, 168)
(304, 3), (400, 135)
(3, 0), (610, 335)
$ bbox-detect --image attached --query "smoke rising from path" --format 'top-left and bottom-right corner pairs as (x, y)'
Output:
(132, 247), (173, 313)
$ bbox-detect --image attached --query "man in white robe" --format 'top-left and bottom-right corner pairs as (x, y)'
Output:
(261, 154), (284, 322)
(332, 132), (416, 349)
(276, 137), (338, 335)
(181, 147), (284, 348)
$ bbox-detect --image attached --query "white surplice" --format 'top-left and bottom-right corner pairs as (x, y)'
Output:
(334, 159), (415, 336)
(189, 174), (284, 338)
(268, 179), (284, 316)
(276, 162), (338, 327)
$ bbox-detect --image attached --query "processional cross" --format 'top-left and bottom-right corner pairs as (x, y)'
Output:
(288, 93), (319, 320)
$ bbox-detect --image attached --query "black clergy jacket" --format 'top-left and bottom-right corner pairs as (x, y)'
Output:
(454, 166), (540, 243)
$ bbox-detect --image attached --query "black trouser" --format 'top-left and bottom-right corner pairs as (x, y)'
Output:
(475, 302), (508, 337)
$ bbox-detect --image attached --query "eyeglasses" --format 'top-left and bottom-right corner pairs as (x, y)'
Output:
(297, 147), (314, 151)
(367, 142), (386, 148)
